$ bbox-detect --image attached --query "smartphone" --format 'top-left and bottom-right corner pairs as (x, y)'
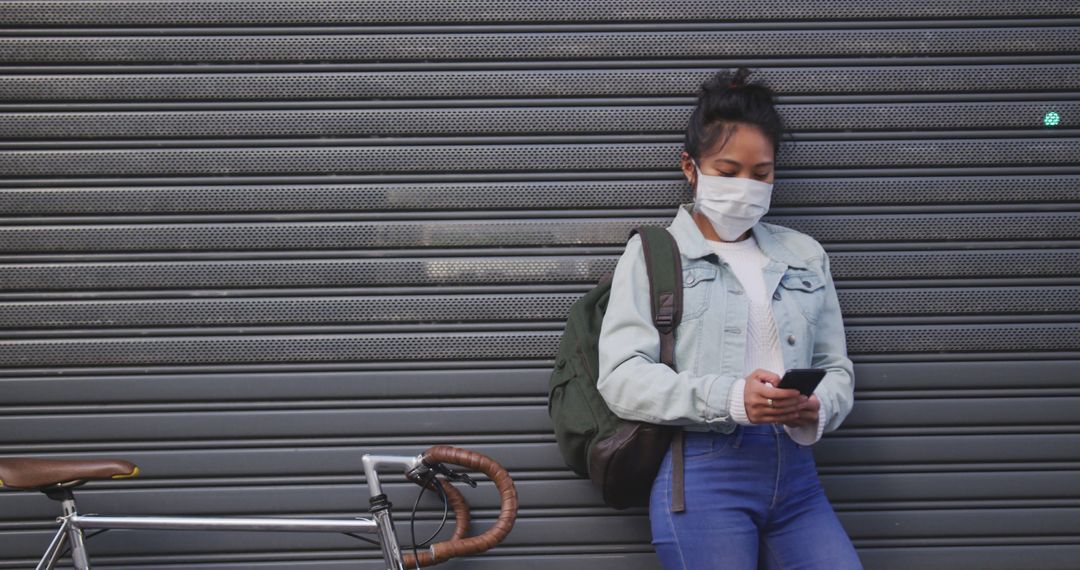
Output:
(777, 368), (826, 397)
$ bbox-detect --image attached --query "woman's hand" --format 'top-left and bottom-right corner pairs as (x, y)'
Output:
(743, 368), (813, 425)
(783, 394), (820, 429)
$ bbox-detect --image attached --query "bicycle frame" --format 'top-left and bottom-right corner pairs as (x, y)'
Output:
(37, 452), (424, 570)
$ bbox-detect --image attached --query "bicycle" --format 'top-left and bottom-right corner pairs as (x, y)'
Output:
(0, 444), (518, 569)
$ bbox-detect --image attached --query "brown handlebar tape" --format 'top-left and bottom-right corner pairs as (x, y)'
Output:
(400, 445), (518, 568)
(427, 477), (471, 541)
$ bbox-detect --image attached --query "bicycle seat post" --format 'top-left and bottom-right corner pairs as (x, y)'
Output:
(43, 485), (92, 570)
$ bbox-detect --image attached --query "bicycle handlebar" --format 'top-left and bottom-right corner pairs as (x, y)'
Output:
(401, 445), (518, 567)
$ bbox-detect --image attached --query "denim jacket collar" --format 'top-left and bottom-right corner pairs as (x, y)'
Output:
(666, 203), (810, 270)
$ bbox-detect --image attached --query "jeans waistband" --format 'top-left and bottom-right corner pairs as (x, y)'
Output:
(682, 423), (777, 436)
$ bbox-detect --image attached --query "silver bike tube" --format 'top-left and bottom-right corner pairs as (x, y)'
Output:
(35, 518), (69, 570)
(361, 453), (424, 570)
(71, 514), (379, 533)
(62, 497), (92, 570)
(361, 454), (423, 498)
(370, 504), (403, 570)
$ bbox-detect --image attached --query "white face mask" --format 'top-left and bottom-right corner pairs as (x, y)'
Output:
(691, 159), (773, 241)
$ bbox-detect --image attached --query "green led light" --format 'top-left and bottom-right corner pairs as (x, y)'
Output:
(1043, 111), (1060, 127)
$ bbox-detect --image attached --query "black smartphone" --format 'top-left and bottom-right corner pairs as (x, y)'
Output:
(777, 368), (826, 396)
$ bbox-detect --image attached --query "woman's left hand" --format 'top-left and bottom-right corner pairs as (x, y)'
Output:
(782, 394), (820, 428)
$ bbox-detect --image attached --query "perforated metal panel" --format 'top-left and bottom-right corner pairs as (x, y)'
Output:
(1, 2), (1079, 569)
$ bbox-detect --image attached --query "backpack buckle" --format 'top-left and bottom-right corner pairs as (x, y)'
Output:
(655, 312), (673, 328)
(655, 294), (675, 330)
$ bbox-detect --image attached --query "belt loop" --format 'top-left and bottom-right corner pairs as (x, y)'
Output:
(733, 425), (744, 448)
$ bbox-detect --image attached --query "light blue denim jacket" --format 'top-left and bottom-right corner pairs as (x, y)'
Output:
(596, 203), (855, 437)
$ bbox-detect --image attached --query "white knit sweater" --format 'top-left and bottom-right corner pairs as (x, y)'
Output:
(704, 236), (828, 445)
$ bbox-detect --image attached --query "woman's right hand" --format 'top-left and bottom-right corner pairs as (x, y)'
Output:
(742, 369), (806, 424)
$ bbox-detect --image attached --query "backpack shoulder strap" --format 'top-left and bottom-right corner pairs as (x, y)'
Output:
(629, 226), (683, 370)
(631, 226), (687, 513)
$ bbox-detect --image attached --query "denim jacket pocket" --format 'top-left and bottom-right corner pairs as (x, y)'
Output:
(779, 270), (826, 324)
(680, 266), (718, 321)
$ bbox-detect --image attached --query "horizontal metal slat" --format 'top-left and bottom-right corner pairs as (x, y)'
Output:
(0, 293), (583, 327)
(827, 250), (1080, 280)
(815, 433), (1080, 469)
(0, 368), (548, 404)
(857, 545), (1080, 570)
(0, 406), (555, 444)
(0, 256), (618, 290)
(2, 213), (1079, 252)
(1, 104), (1078, 141)
(6, 361), (1080, 407)
(3, 250), (1079, 292)
(841, 397), (1080, 428)
(836, 286), (1080, 316)
(0, 324), (1078, 367)
(3, 396), (1079, 445)
(0, 332), (564, 367)
(1, 433), (1077, 488)
(2, 218), (645, 251)
(3, 175), (1079, 214)
(2, 361), (1076, 406)
(843, 507), (1080, 539)
(845, 323), (1080, 353)
(4, 28), (1078, 64)
(2, 139), (1079, 177)
(0, 287), (1077, 330)
(2, 0), (1076, 25)
(9, 106), (698, 138)
(823, 470), (1080, 503)
(1, 65), (1079, 102)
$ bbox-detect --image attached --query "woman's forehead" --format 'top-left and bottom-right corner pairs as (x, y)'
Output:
(699, 123), (774, 162)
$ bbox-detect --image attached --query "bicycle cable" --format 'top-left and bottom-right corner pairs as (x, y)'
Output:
(344, 469), (450, 560)
(409, 469), (450, 569)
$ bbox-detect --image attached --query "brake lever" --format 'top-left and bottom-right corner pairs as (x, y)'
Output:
(429, 462), (477, 488)
(407, 460), (478, 488)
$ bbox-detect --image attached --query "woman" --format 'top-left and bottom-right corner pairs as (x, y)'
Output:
(595, 67), (862, 569)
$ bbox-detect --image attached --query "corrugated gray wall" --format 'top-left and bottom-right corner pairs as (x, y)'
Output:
(2, 1), (1079, 568)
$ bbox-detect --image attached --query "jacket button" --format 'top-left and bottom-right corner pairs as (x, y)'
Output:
(802, 280), (812, 287)
(773, 291), (782, 301)
(557, 358), (566, 369)
(787, 335), (796, 345)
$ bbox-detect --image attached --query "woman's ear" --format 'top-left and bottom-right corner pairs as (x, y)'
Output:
(679, 151), (697, 195)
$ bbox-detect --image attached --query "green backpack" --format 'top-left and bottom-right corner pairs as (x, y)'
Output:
(548, 226), (687, 511)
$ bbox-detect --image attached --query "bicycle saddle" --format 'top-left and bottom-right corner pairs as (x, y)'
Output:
(0, 458), (139, 490)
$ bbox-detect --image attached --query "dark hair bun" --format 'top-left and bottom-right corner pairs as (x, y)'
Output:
(730, 66), (752, 87)
(697, 66), (753, 98)
(683, 66), (786, 160)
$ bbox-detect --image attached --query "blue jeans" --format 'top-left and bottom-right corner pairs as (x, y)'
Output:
(649, 423), (863, 570)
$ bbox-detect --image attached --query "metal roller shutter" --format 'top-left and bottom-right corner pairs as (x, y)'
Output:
(1, 1), (1078, 568)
